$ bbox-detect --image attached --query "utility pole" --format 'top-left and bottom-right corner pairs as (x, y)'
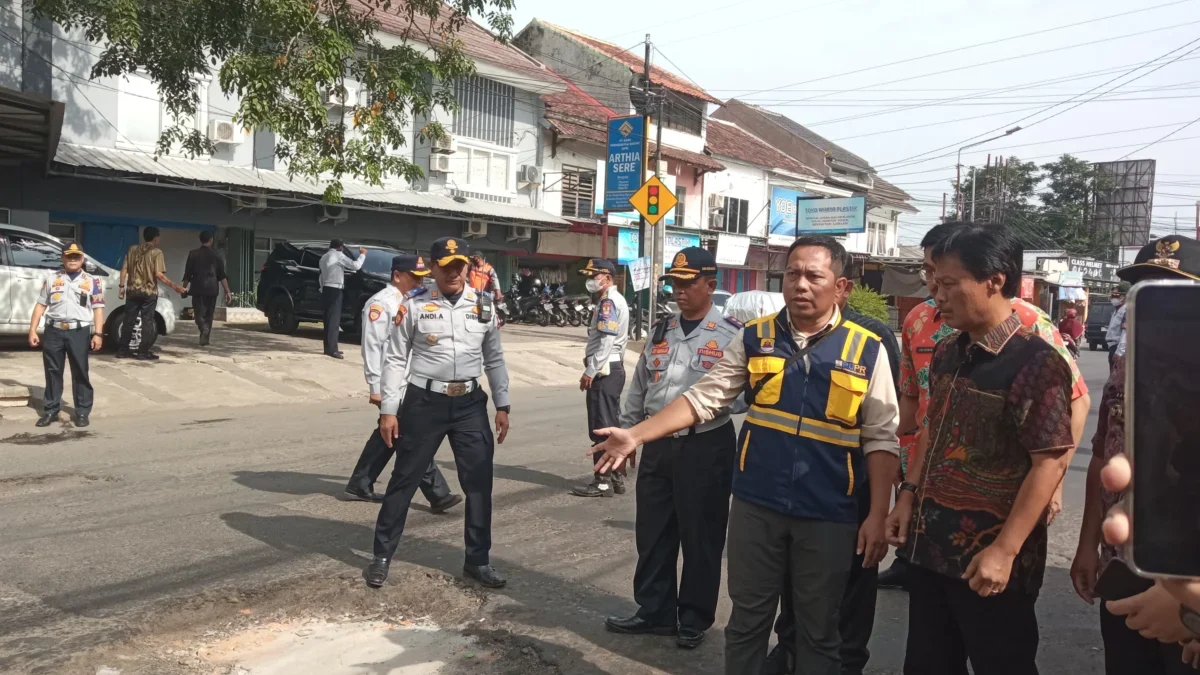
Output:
(649, 72), (665, 332)
(633, 34), (651, 341)
(969, 166), (978, 222)
(1195, 200), (1199, 240)
(941, 193), (946, 221)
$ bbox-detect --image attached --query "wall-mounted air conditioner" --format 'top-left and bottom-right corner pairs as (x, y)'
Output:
(431, 135), (456, 154)
(464, 220), (487, 238)
(319, 204), (348, 224)
(208, 119), (243, 145)
(507, 225), (531, 241)
(708, 193), (725, 210)
(325, 86), (357, 109)
(518, 165), (543, 184)
(429, 153), (452, 173)
(230, 195), (267, 213)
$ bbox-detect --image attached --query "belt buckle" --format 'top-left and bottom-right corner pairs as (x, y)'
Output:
(445, 382), (468, 397)
(58, 322), (70, 330)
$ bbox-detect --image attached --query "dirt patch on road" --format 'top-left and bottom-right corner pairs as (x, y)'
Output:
(60, 567), (567, 675)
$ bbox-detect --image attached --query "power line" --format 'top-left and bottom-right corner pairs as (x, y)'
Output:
(1117, 113), (1200, 159)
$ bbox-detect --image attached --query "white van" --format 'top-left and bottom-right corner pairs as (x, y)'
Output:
(0, 223), (177, 345)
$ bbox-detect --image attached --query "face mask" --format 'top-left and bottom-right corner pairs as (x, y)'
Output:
(585, 278), (603, 294)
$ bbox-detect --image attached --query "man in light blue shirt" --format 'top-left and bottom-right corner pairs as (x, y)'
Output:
(318, 239), (366, 359)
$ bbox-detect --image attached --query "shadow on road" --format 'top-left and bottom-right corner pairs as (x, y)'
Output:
(232, 470), (347, 497)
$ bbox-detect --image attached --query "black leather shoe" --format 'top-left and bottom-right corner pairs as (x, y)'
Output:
(604, 615), (677, 636)
(115, 351), (134, 359)
(135, 352), (160, 361)
(364, 557), (389, 588)
(429, 494), (463, 514)
(762, 643), (794, 675)
(35, 414), (55, 427)
(611, 473), (626, 495)
(199, 330), (210, 347)
(676, 627), (705, 649)
(463, 564), (506, 588)
(570, 477), (613, 498)
(343, 487), (383, 503)
(327, 352), (345, 360)
(73, 415), (89, 428)
(878, 558), (910, 591)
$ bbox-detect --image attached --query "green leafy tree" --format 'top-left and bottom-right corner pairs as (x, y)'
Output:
(957, 155), (1039, 225)
(1038, 154), (1112, 258)
(846, 285), (889, 324)
(33, 0), (515, 202)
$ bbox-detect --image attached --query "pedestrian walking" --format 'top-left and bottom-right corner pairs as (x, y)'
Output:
(467, 253), (503, 301)
(590, 236), (900, 675)
(365, 237), (510, 590)
(1106, 281), (1130, 371)
(1072, 236), (1200, 675)
(318, 239), (367, 359)
(763, 275), (902, 675)
(181, 231), (232, 346)
(344, 253), (462, 515)
(117, 226), (185, 361)
(603, 248), (740, 650)
(572, 258), (630, 498)
(886, 222), (1091, 593)
(28, 242), (105, 428)
(887, 223), (1074, 675)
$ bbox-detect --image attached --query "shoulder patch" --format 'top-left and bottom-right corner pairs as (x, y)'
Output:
(368, 303), (384, 322)
(598, 298), (616, 320)
(394, 304), (409, 326)
(724, 315), (744, 328)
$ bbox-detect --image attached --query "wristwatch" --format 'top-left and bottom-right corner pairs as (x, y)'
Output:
(1180, 605), (1200, 636)
(495, 405), (511, 414)
(899, 481), (919, 495)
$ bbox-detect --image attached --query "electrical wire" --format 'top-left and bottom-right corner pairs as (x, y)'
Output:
(1117, 113), (1200, 160)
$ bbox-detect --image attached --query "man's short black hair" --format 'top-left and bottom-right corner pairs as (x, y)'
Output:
(199, 231), (213, 244)
(930, 223), (1023, 298)
(143, 226), (161, 242)
(920, 221), (964, 250)
(787, 235), (851, 277)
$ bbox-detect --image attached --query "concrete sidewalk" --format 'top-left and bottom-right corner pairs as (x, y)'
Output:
(0, 321), (637, 423)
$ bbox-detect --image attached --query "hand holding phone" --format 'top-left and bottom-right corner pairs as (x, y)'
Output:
(1095, 559), (1154, 602)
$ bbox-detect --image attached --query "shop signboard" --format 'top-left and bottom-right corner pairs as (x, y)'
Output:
(617, 229), (699, 265)
(603, 116), (644, 212)
(716, 232), (751, 266)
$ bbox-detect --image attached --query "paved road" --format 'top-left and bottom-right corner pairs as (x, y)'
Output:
(0, 350), (1114, 674)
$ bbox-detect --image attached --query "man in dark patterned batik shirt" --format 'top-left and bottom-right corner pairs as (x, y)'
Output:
(887, 223), (1074, 675)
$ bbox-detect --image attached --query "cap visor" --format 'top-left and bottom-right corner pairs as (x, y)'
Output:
(579, 269), (598, 276)
(436, 254), (470, 266)
(410, 269), (431, 276)
(62, 252), (84, 258)
(1116, 263), (1200, 283)
(660, 271), (698, 281)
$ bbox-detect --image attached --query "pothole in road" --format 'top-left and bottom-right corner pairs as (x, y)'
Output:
(0, 472), (119, 497)
(0, 429), (92, 445)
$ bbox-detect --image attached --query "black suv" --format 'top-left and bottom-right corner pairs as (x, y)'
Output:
(1086, 300), (1115, 351)
(256, 241), (402, 335)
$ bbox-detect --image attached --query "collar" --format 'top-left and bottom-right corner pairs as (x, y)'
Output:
(675, 304), (723, 341)
(958, 310), (1022, 355)
(778, 305), (841, 341)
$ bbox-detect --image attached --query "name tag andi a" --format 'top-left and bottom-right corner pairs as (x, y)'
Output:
(651, 343), (671, 355)
(834, 359), (868, 377)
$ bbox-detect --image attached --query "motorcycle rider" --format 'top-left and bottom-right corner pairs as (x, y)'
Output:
(1058, 308), (1084, 357)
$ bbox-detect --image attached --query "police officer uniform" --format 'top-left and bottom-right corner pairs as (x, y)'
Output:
(604, 247), (741, 649)
(344, 255), (460, 513)
(318, 239), (366, 358)
(35, 243), (105, 427)
(367, 237), (510, 589)
(572, 258), (630, 498)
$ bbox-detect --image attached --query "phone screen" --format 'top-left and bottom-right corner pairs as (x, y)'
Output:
(1130, 282), (1200, 576)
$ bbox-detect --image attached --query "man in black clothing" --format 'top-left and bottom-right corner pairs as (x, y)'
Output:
(182, 231), (232, 346)
(763, 279), (901, 675)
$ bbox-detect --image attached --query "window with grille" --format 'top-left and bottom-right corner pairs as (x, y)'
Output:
(561, 167), (595, 219)
(453, 76), (516, 147)
(675, 186), (687, 227)
(723, 197), (749, 234)
(662, 92), (703, 136)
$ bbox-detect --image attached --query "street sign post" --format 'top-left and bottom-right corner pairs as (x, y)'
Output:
(629, 175), (678, 226)
(604, 116), (644, 212)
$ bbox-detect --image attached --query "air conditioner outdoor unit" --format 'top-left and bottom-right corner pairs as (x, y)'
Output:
(708, 193), (725, 210)
(519, 165), (543, 184)
(230, 194), (268, 213)
(319, 204), (349, 224)
(708, 212), (725, 230)
(325, 86), (357, 108)
(464, 220), (487, 238)
(507, 225), (531, 242)
(429, 153), (453, 173)
(431, 135), (456, 154)
(208, 119), (243, 145)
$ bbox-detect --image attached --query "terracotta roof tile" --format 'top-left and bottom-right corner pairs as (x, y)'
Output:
(726, 100), (873, 171)
(534, 20), (720, 104)
(705, 120), (821, 178)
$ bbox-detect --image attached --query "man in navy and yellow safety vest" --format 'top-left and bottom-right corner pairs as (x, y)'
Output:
(589, 235), (900, 675)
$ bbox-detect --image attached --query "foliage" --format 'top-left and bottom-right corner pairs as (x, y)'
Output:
(847, 286), (890, 325)
(33, 0), (516, 202)
(958, 155), (1039, 224)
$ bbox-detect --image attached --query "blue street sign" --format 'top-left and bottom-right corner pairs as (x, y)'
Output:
(605, 115), (644, 212)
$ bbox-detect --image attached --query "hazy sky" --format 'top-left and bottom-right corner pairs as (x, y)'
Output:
(509, 0), (1200, 243)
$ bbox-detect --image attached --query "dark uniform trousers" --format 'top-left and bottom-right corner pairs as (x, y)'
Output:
(349, 426), (451, 502)
(322, 287), (343, 355)
(773, 477), (878, 675)
(42, 325), (93, 417)
(586, 362), (625, 472)
(634, 421), (735, 631)
(192, 294), (217, 335)
(118, 292), (158, 356)
(1100, 600), (1192, 675)
(374, 386), (494, 566)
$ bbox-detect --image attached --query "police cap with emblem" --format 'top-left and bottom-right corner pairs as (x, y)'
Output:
(430, 237), (470, 266)
(579, 258), (616, 276)
(660, 246), (718, 281)
(392, 254), (430, 276)
(61, 242), (85, 258)
(1117, 235), (1200, 283)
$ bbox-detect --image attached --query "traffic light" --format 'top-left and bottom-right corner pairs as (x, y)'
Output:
(648, 185), (659, 216)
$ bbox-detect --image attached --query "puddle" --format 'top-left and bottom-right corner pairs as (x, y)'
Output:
(0, 429), (92, 445)
(197, 619), (477, 674)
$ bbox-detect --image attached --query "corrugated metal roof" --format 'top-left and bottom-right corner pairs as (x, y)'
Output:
(51, 143), (568, 227)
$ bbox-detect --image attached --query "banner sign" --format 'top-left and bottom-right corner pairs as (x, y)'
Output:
(629, 256), (652, 292)
(795, 196), (867, 235)
(617, 229), (699, 265)
(604, 116), (644, 212)
(768, 186), (812, 245)
(716, 232), (751, 266)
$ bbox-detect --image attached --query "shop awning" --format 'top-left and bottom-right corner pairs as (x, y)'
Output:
(0, 87), (64, 169)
